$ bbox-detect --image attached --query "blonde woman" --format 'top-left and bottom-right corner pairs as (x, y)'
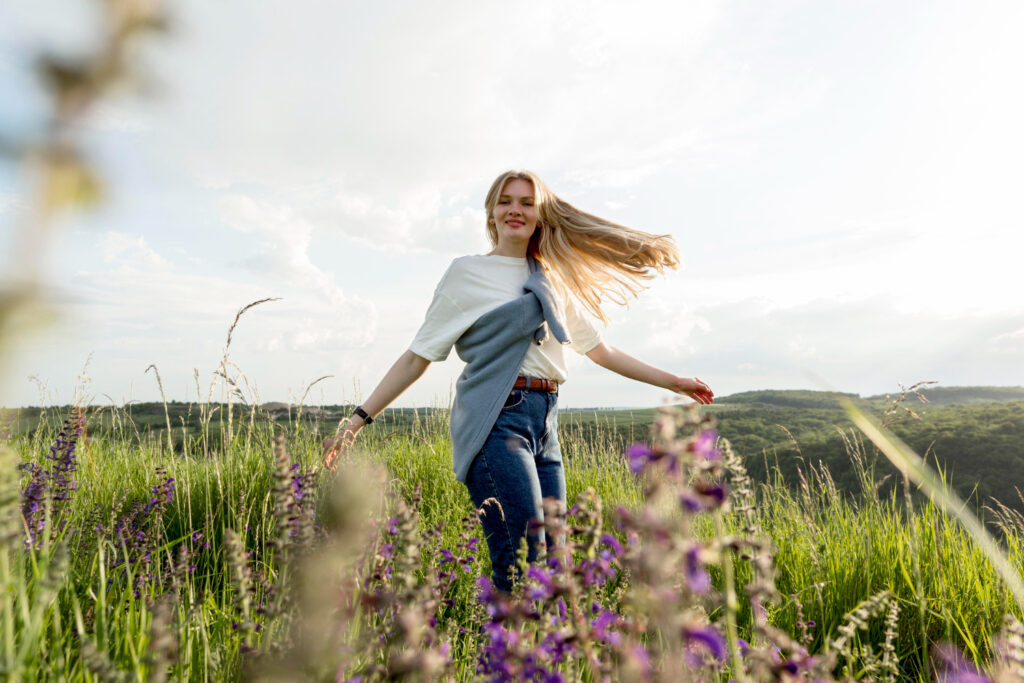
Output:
(324, 170), (713, 592)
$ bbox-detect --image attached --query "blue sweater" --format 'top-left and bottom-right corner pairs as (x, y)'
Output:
(449, 257), (571, 482)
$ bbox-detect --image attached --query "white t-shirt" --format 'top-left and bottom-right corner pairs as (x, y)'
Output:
(409, 254), (602, 384)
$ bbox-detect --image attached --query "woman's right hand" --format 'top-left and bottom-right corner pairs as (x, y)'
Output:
(321, 350), (431, 471)
(322, 421), (362, 471)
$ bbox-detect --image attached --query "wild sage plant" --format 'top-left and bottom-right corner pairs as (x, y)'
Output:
(260, 404), (902, 682)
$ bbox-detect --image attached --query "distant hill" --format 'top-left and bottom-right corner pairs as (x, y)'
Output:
(709, 386), (1024, 409)
(864, 386), (1024, 406)
(714, 390), (860, 410)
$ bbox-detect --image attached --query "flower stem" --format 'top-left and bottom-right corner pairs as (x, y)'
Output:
(715, 513), (747, 682)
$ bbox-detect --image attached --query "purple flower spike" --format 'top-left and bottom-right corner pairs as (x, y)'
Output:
(525, 565), (557, 600)
(680, 491), (702, 512)
(682, 481), (730, 512)
(682, 623), (727, 662)
(933, 643), (993, 682)
(684, 545), (711, 594)
(626, 443), (656, 473)
(695, 481), (728, 505)
(590, 609), (622, 645)
(693, 430), (721, 460)
(600, 533), (625, 556)
(556, 599), (567, 622)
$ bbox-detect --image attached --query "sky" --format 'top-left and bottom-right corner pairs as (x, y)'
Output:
(1, 0), (1022, 409)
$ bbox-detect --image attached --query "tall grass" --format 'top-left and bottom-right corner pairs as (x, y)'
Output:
(2, 395), (1024, 680)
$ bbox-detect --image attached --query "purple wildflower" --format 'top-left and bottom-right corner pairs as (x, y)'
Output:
(590, 609), (622, 645)
(526, 565), (554, 600)
(680, 481), (730, 513)
(288, 462), (309, 500)
(150, 474), (175, 506)
(933, 643), (992, 683)
(19, 412), (84, 547)
(682, 623), (727, 662)
(692, 429), (721, 460)
(684, 545), (711, 594)
(600, 533), (624, 556)
(626, 443), (656, 473)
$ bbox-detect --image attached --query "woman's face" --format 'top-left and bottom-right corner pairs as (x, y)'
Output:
(490, 178), (538, 251)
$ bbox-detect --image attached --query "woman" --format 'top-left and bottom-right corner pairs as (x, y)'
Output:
(324, 169), (713, 592)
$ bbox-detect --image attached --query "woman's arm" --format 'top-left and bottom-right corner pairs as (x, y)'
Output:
(585, 342), (714, 404)
(323, 349), (431, 469)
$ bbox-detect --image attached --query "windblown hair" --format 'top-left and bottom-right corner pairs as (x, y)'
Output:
(484, 169), (680, 324)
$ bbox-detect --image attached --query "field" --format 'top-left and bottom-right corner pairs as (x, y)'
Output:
(2, 393), (1024, 681)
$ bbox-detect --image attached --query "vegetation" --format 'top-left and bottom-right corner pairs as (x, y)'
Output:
(5, 3), (1021, 678)
(3, 387), (1024, 680)
(13, 384), (1021, 514)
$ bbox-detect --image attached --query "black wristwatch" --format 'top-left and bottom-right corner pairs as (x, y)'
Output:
(352, 406), (374, 424)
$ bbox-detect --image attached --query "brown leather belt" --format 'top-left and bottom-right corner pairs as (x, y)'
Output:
(513, 376), (558, 393)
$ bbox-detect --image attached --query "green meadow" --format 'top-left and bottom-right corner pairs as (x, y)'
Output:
(2, 388), (1024, 680)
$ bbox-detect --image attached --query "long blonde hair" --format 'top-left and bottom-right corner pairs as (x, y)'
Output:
(484, 169), (679, 324)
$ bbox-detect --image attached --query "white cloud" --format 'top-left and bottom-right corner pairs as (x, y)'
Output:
(126, 0), (752, 254)
(218, 193), (376, 308)
(101, 231), (169, 270)
(301, 184), (488, 255)
(572, 295), (1024, 406)
(992, 328), (1024, 350)
(8, 226), (382, 405)
(7, 1), (1024, 407)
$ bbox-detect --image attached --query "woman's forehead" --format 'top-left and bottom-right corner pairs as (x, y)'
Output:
(500, 178), (535, 197)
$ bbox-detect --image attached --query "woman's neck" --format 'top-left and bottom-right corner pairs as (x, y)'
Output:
(488, 242), (528, 258)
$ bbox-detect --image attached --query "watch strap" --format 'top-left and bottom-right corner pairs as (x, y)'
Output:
(352, 406), (374, 424)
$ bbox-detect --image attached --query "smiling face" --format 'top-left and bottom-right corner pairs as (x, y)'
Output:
(488, 178), (538, 257)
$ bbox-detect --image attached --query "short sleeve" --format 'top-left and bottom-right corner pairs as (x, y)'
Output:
(565, 297), (602, 354)
(408, 260), (480, 362)
(408, 290), (466, 361)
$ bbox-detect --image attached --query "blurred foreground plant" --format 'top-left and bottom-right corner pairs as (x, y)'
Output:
(248, 405), (909, 682)
(0, 0), (169, 375)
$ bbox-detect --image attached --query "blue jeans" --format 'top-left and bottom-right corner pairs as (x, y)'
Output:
(464, 388), (565, 593)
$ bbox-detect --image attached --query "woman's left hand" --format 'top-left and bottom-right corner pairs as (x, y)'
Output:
(671, 376), (714, 405)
